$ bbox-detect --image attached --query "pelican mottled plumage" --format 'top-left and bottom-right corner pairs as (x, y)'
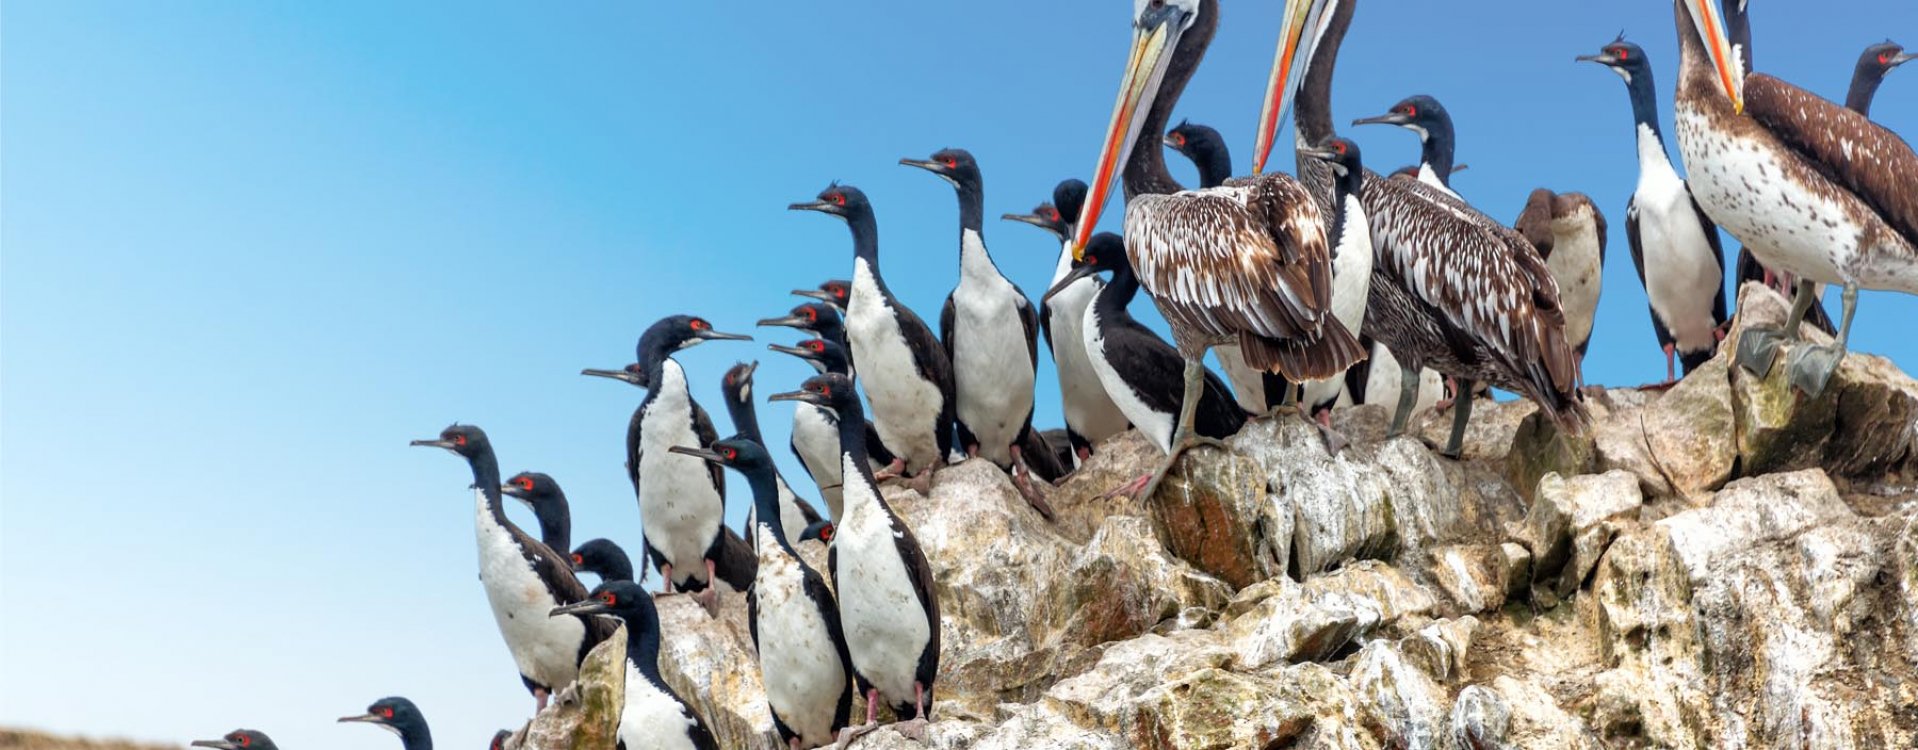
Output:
(1072, 0), (1363, 497)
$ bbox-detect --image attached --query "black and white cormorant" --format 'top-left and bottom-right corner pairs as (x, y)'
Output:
(1352, 95), (1461, 200)
(790, 185), (955, 495)
(1848, 41), (1911, 117)
(1296, 137), (1375, 438)
(1161, 120), (1295, 414)
(1259, 0), (1585, 458)
(1072, 0), (1364, 497)
(721, 361), (826, 550)
(1579, 38), (1729, 383)
(902, 148), (1062, 512)
(1670, 0), (1917, 396)
(191, 730), (277, 750)
(411, 425), (613, 711)
(760, 301), (851, 354)
(671, 437), (853, 750)
(1513, 189), (1608, 379)
(501, 471), (570, 555)
(571, 538), (635, 584)
(583, 315), (755, 608)
(551, 582), (719, 750)
(770, 374), (940, 744)
(793, 280), (853, 314)
(1045, 233), (1247, 496)
(1002, 180), (1129, 463)
(339, 697), (433, 750)
(767, 337), (895, 521)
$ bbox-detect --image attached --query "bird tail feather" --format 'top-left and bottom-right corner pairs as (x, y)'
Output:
(1237, 317), (1367, 382)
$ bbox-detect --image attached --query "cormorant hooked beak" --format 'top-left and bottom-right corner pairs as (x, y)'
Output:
(1042, 265), (1100, 304)
(791, 288), (837, 303)
(581, 367), (645, 386)
(549, 599), (610, 618)
(408, 438), (455, 451)
(336, 713), (388, 726)
(757, 314), (807, 329)
(1891, 50), (1917, 68)
(1351, 111), (1412, 127)
(898, 157), (949, 175)
(768, 388), (826, 407)
(667, 445), (726, 464)
(1254, 0), (1327, 175)
(1574, 50), (1619, 66)
(693, 329), (752, 343)
(787, 199), (845, 216)
(1074, 2), (1197, 262)
(1000, 211), (1052, 229)
(767, 342), (816, 358)
(1684, 0), (1744, 113)
(189, 741), (239, 750)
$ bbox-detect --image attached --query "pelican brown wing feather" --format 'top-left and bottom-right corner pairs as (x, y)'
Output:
(1745, 73), (1918, 247)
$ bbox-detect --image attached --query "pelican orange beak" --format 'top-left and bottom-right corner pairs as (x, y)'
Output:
(1072, 5), (1194, 261)
(1253, 0), (1326, 175)
(1685, 0), (1744, 113)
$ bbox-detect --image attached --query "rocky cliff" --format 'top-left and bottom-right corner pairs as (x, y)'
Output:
(508, 285), (1918, 749)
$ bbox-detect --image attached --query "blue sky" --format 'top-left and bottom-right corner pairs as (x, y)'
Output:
(3, 2), (1912, 748)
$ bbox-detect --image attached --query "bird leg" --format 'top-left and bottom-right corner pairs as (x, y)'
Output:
(907, 466), (934, 496)
(1785, 282), (1856, 398)
(873, 458), (907, 483)
(697, 559), (720, 616)
(1736, 278), (1817, 375)
(1663, 342), (1678, 384)
(1388, 361), (1421, 437)
(656, 563), (674, 597)
(1076, 445), (1093, 463)
(1135, 358), (1229, 501)
(835, 689), (883, 748)
(890, 682), (932, 742)
(1312, 406), (1349, 454)
(534, 687), (549, 713)
(1441, 379), (1476, 459)
(1008, 445), (1058, 522)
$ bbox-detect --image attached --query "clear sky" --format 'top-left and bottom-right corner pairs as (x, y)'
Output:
(3, 1), (1913, 748)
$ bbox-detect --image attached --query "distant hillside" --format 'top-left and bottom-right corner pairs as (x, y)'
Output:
(0, 730), (177, 750)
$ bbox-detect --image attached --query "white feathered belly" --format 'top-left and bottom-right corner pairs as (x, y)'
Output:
(1676, 105), (1857, 286)
(1547, 216), (1603, 351)
(754, 528), (848, 746)
(1084, 306), (1176, 454)
(793, 406), (845, 520)
(951, 287), (1035, 465)
(637, 365), (724, 586)
(833, 463), (931, 705)
(618, 662), (702, 750)
(1047, 272), (1127, 450)
(475, 490), (585, 691)
(1305, 198), (1374, 411)
(848, 266), (946, 474)
(1635, 185), (1724, 354)
(1213, 344), (1271, 413)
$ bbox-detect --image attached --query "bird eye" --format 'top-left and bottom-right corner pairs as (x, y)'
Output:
(1171, 132), (1186, 147)
(1404, 104), (1417, 117)
(830, 193), (846, 206)
(1614, 47), (1629, 60)
(821, 524), (834, 541)
(237, 737), (250, 748)
(1881, 53), (1892, 65)
(600, 591), (616, 605)
(454, 434), (468, 447)
(804, 308), (817, 321)
(722, 447), (737, 460)
(690, 319), (707, 331)
(571, 553), (584, 565)
(1335, 141), (1347, 155)
(519, 478), (534, 491)
(821, 385), (832, 397)
(807, 340), (824, 352)
(943, 157), (958, 169)
(1045, 207), (1060, 222)
(380, 707), (394, 719)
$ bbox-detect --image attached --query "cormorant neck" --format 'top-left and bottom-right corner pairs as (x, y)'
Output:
(745, 466), (799, 558)
(845, 207), (880, 265)
(955, 182), (984, 233)
(1124, 1), (1218, 200)
(1846, 69), (1882, 116)
(626, 603), (669, 689)
(1097, 262), (1141, 316)
(1193, 143), (1234, 189)
(724, 390), (764, 445)
(1624, 67), (1666, 145)
(1419, 124), (1455, 184)
(398, 724), (432, 750)
(832, 399), (879, 489)
(532, 497), (570, 553)
(467, 450), (508, 526)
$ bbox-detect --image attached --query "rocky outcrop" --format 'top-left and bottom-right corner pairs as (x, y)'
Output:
(514, 281), (1918, 749)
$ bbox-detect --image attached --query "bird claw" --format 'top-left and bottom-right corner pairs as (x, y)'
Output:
(697, 588), (720, 617)
(1735, 327), (1788, 375)
(1013, 471), (1058, 522)
(1100, 474), (1153, 501)
(908, 469), (934, 496)
(892, 718), (930, 743)
(1786, 342), (1844, 398)
(835, 722), (880, 749)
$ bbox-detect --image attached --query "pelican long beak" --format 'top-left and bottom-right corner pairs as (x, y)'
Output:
(1253, 0), (1325, 175)
(1072, 11), (1191, 261)
(1686, 0), (1744, 113)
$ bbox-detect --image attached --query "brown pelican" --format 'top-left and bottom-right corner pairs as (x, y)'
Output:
(1257, 0), (1587, 457)
(1514, 189), (1608, 384)
(1671, 0), (1918, 396)
(1071, 0), (1363, 497)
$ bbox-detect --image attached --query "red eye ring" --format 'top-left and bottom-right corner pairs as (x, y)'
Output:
(571, 553), (584, 565)
(1616, 47), (1629, 60)
(943, 157), (958, 169)
(1404, 104), (1417, 117)
(690, 319), (707, 330)
(831, 193), (846, 206)
(380, 707), (394, 719)
(1881, 52), (1892, 65)
(722, 447), (737, 460)
(1045, 207), (1060, 222)
(453, 434), (468, 447)
(821, 525), (834, 541)
(601, 591), (616, 605)
(807, 341), (823, 352)
(519, 478), (534, 491)
(804, 308), (817, 321)
(238, 737), (251, 748)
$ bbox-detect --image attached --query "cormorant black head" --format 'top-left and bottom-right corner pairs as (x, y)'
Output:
(1052, 179), (1089, 224)
(721, 361), (759, 407)
(1044, 232), (1128, 302)
(1858, 41), (1912, 83)
(757, 301), (840, 335)
(191, 730), (277, 750)
(788, 184), (870, 221)
(769, 338), (850, 375)
(798, 519), (836, 545)
(1163, 120), (1220, 159)
(632, 314), (751, 367)
(1351, 95), (1450, 142)
(669, 436), (775, 475)
(1001, 201), (1069, 240)
(570, 538), (634, 582)
(1577, 37), (1654, 86)
(768, 372), (858, 414)
(1299, 136), (1363, 178)
(339, 697), (431, 749)
(900, 148), (983, 194)
(791, 279), (852, 310)
(489, 730), (511, 750)
(409, 424), (489, 460)
(580, 362), (649, 388)
(501, 471), (563, 513)
(550, 580), (654, 624)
